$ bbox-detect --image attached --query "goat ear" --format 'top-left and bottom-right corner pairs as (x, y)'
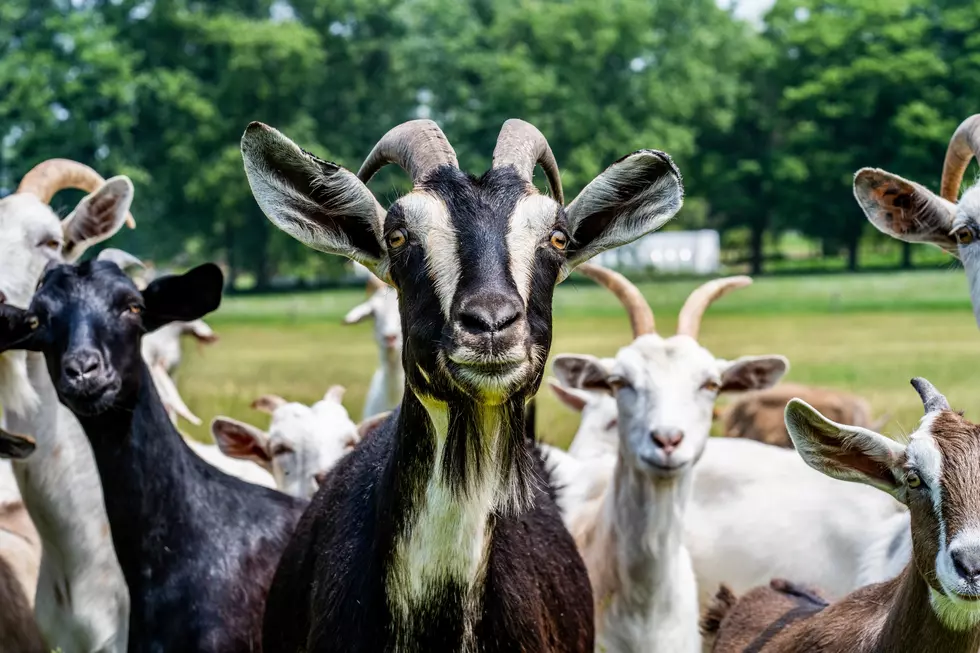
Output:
(357, 411), (391, 440)
(853, 168), (958, 254)
(785, 399), (906, 498)
(210, 417), (273, 471)
(0, 305), (41, 353)
(251, 395), (287, 414)
(551, 354), (615, 394)
(0, 428), (35, 460)
(323, 385), (346, 404)
(720, 356), (789, 393)
(564, 151), (683, 267)
(62, 176), (135, 262)
(241, 122), (386, 272)
(547, 379), (589, 413)
(141, 264), (223, 332)
(343, 301), (375, 325)
(182, 319), (218, 344)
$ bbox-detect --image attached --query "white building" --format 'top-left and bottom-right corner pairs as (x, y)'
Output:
(592, 229), (720, 275)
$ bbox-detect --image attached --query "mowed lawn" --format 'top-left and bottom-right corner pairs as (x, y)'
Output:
(178, 269), (980, 448)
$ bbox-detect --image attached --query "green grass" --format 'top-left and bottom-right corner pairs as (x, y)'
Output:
(178, 269), (980, 448)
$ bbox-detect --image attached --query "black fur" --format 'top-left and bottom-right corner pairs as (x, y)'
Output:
(2, 261), (307, 653)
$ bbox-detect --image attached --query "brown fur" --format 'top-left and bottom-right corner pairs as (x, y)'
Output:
(0, 500), (41, 605)
(0, 554), (45, 653)
(701, 584), (738, 641)
(720, 384), (879, 448)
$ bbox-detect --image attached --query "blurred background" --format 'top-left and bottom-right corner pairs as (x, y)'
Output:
(3, 0), (979, 444)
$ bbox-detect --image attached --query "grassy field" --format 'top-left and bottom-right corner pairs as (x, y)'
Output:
(178, 268), (980, 448)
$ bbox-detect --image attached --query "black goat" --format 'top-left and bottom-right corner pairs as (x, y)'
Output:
(241, 118), (684, 652)
(0, 263), (307, 653)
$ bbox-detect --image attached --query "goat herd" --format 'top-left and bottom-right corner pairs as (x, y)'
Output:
(0, 115), (979, 653)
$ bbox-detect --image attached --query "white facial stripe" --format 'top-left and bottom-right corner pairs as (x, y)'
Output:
(506, 195), (558, 303)
(400, 192), (459, 321)
(907, 415), (943, 511)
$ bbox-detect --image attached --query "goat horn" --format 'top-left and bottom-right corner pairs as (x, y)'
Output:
(357, 120), (458, 185)
(910, 377), (951, 415)
(492, 119), (563, 205)
(576, 263), (654, 337)
(16, 159), (136, 228)
(676, 276), (752, 341)
(941, 115), (980, 203)
(366, 272), (387, 293)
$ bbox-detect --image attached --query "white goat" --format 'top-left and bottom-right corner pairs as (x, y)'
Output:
(210, 385), (363, 499)
(554, 265), (789, 652)
(343, 273), (403, 419)
(0, 160), (134, 653)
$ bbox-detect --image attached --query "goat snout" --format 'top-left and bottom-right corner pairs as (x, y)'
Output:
(383, 334), (399, 349)
(457, 294), (523, 338)
(64, 350), (105, 381)
(951, 545), (980, 583)
(650, 428), (684, 455)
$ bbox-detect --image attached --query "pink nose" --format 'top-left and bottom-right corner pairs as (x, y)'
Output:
(384, 335), (398, 348)
(651, 428), (684, 455)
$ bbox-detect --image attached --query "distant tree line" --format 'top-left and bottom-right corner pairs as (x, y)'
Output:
(2, 0), (978, 287)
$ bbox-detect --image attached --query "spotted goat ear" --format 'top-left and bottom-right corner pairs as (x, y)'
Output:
(241, 122), (387, 272)
(564, 151), (684, 267)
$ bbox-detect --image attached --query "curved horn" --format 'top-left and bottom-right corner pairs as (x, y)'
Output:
(492, 119), (563, 205)
(676, 276), (752, 341)
(576, 262), (654, 337)
(941, 115), (980, 203)
(366, 272), (387, 293)
(911, 377), (951, 415)
(16, 159), (136, 228)
(357, 120), (458, 185)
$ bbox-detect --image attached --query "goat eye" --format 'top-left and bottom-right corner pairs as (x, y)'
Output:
(907, 472), (922, 489)
(607, 375), (629, 391)
(126, 304), (143, 316)
(41, 239), (61, 250)
(271, 442), (294, 456)
(953, 227), (975, 246)
(386, 228), (408, 250)
(702, 380), (721, 393)
(549, 230), (568, 250)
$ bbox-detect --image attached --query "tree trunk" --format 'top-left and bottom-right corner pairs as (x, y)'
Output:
(750, 219), (765, 275)
(901, 241), (913, 269)
(847, 234), (860, 271)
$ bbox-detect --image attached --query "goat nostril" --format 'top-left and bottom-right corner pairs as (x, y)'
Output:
(65, 354), (101, 381)
(952, 549), (980, 581)
(651, 429), (684, 452)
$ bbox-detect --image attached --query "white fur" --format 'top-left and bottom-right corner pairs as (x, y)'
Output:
(0, 185), (133, 652)
(506, 195), (558, 303)
(344, 287), (404, 419)
(212, 388), (360, 498)
(401, 192), (459, 321)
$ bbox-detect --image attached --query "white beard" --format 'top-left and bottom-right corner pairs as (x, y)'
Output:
(0, 351), (41, 418)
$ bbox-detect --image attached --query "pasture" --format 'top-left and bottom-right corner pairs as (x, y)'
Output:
(179, 267), (980, 447)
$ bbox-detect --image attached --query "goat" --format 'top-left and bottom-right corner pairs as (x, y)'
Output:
(705, 378), (980, 653)
(553, 265), (787, 652)
(210, 385), (362, 498)
(0, 160), (133, 652)
(344, 272), (404, 419)
(0, 429), (46, 653)
(0, 261), (308, 652)
(718, 382), (886, 448)
(546, 266), (909, 612)
(854, 114), (980, 328)
(100, 247), (219, 426)
(241, 117), (684, 651)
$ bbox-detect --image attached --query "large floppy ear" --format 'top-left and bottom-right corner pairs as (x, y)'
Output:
(785, 399), (906, 499)
(210, 417), (274, 472)
(720, 356), (789, 393)
(564, 151), (684, 267)
(62, 176), (135, 262)
(241, 122), (386, 271)
(141, 264), (223, 332)
(343, 300), (375, 325)
(0, 304), (41, 353)
(853, 168), (958, 255)
(551, 354), (616, 394)
(0, 428), (36, 460)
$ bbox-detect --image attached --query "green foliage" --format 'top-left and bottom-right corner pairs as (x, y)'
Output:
(3, 0), (980, 282)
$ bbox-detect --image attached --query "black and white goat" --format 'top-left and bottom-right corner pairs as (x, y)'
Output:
(240, 118), (684, 652)
(0, 261), (307, 652)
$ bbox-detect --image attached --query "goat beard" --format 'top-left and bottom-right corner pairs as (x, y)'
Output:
(0, 351), (41, 418)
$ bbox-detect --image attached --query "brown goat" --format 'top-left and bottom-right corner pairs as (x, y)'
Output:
(704, 378), (980, 653)
(718, 383), (885, 448)
(0, 428), (45, 653)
